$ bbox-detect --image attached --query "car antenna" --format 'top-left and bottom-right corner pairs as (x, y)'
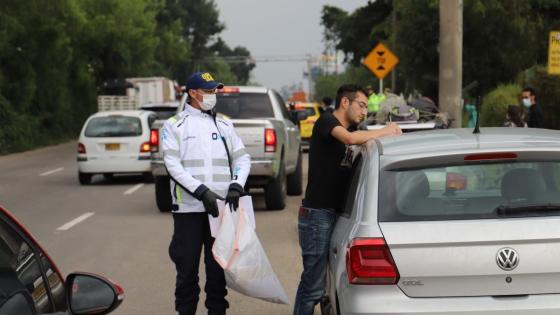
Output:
(473, 96), (481, 134)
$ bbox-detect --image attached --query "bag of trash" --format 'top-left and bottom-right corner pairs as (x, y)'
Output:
(212, 201), (289, 304)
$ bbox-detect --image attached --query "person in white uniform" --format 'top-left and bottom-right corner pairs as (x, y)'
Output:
(162, 71), (251, 315)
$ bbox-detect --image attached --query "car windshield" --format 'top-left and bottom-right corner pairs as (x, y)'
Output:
(296, 108), (316, 117)
(379, 161), (560, 221)
(85, 116), (142, 137)
(215, 93), (274, 119)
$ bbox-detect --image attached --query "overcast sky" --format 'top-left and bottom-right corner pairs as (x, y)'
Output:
(213, 0), (368, 93)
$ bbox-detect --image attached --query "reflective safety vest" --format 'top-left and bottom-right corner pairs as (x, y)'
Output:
(162, 104), (251, 213)
(368, 93), (385, 113)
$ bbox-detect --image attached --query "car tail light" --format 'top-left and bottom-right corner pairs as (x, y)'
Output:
(464, 152), (517, 161)
(346, 238), (399, 285)
(217, 87), (240, 94)
(140, 142), (151, 153)
(150, 129), (159, 152)
(264, 128), (276, 152)
(78, 142), (86, 154)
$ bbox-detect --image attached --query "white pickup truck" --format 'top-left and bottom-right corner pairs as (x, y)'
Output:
(150, 86), (305, 211)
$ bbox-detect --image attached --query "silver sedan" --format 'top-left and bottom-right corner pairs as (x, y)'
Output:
(324, 127), (560, 315)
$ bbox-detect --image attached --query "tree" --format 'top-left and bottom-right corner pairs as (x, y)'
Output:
(210, 38), (255, 84)
(320, 0), (559, 102)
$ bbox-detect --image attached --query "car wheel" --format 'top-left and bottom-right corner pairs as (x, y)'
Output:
(155, 176), (172, 212)
(103, 173), (113, 181)
(287, 149), (303, 196)
(264, 162), (286, 210)
(78, 172), (92, 185)
(143, 172), (154, 183)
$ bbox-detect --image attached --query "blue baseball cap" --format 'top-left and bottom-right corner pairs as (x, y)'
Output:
(186, 71), (224, 91)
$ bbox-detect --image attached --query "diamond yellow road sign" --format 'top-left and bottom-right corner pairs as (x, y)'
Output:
(363, 43), (399, 79)
(548, 31), (560, 75)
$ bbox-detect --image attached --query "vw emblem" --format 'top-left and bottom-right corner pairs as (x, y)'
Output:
(496, 248), (519, 271)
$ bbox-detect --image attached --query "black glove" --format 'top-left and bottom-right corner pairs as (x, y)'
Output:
(226, 183), (244, 212)
(201, 189), (223, 218)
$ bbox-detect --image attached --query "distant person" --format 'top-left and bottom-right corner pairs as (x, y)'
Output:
(366, 85), (385, 115)
(319, 97), (333, 114)
(464, 102), (477, 128)
(522, 87), (544, 128)
(293, 84), (401, 315)
(503, 105), (527, 127)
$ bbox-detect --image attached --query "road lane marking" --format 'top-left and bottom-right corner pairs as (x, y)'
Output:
(124, 183), (144, 195)
(40, 167), (64, 176)
(56, 212), (95, 231)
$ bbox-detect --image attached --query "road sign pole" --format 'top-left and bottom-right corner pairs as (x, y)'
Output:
(379, 79), (383, 94)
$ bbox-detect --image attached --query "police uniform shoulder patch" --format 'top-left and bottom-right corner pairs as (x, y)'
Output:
(167, 114), (180, 124)
(217, 118), (230, 127)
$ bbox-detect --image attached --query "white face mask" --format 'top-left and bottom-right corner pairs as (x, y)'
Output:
(522, 98), (532, 108)
(199, 93), (217, 110)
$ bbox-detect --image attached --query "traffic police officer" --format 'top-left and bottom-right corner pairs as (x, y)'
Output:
(162, 71), (251, 315)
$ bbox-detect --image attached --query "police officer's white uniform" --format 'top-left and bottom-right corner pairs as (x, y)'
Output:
(162, 104), (250, 213)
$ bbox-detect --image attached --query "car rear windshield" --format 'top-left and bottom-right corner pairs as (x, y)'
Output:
(379, 161), (560, 221)
(297, 108), (317, 117)
(85, 116), (142, 137)
(140, 106), (177, 120)
(215, 93), (274, 118)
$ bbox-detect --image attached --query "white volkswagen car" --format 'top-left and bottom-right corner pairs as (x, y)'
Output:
(324, 127), (560, 315)
(77, 110), (156, 184)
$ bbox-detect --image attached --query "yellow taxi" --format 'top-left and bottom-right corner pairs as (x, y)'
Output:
(294, 102), (321, 142)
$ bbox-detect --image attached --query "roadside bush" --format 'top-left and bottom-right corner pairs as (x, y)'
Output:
(480, 84), (522, 127)
(0, 96), (38, 154)
(518, 66), (560, 129)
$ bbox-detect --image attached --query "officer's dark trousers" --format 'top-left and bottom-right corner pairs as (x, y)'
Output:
(169, 212), (228, 315)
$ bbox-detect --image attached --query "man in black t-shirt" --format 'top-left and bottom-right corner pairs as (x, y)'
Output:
(293, 84), (401, 315)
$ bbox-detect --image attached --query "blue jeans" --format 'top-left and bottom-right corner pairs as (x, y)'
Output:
(293, 206), (337, 315)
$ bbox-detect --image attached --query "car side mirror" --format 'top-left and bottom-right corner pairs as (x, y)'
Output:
(296, 111), (309, 121)
(66, 273), (124, 315)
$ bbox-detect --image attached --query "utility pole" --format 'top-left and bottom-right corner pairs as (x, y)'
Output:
(439, 0), (463, 127)
(391, 4), (397, 92)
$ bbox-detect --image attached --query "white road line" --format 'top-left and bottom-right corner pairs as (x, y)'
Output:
(40, 167), (64, 176)
(56, 212), (95, 231)
(124, 183), (144, 195)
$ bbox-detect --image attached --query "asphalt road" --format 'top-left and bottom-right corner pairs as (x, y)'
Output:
(0, 142), (314, 315)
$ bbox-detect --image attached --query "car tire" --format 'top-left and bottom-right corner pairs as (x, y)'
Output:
(78, 172), (92, 185)
(103, 173), (113, 181)
(264, 162), (286, 210)
(287, 149), (303, 196)
(155, 176), (172, 212)
(143, 172), (154, 183)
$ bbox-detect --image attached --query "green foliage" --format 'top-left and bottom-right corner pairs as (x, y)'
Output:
(0, 0), (254, 155)
(480, 84), (521, 127)
(518, 66), (560, 129)
(321, 0), (560, 100)
(314, 66), (378, 102)
(322, 1), (392, 66)
(210, 38), (255, 84)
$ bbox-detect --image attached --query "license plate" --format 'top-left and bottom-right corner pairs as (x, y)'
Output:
(105, 143), (120, 151)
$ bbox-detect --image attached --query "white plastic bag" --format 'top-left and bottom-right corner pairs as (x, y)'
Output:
(212, 202), (289, 304)
(210, 196), (255, 238)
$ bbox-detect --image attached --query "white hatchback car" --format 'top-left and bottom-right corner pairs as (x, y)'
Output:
(77, 110), (157, 184)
